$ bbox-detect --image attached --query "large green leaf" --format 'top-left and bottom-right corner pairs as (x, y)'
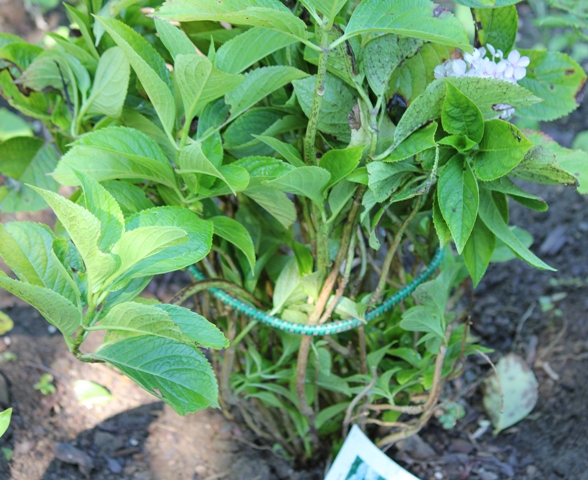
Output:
(482, 176), (547, 212)
(516, 50), (587, 122)
(393, 77), (541, 149)
(473, 5), (518, 53)
(510, 145), (579, 187)
(254, 135), (305, 167)
(76, 171), (125, 251)
(154, 18), (196, 61)
(111, 226), (189, 281)
(175, 54), (244, 125)
(438, 155), (479, 253)
(399, 305), (444, 339)
(31, 187), (119, 292)
(94, 302), (194, 344)
(319, 145), (363, 189)
(211, 216), (256, 270)
(96, 17), (176, 137)
(386, 122), (438, 162)
(100, 180), (155, 216)
(478, 189), (555, 270)
(367, 161), (418, 203)
(93, 335), (219, 413)
(156, 0), (309, 40)
(463, 218), (495, 287)
(243, 186), (297, 228)
(0, 137), (59, 213)
(226, 66), (307, 118)
(215, 27), (297, 74)
(363, 34), (422, 97)
(345, 0), (471, 50)
(0, 271), (81, 337)
(123, 206), (213, 276)
(83, 47), (130, 118)
(266, 166), (331, 208)
(0, 222), (79, 304)
(233, 156), (293, 180)
(53, 127), (177, 189)
(453, 0), (522, 6)
(442, 83), (484, 143)
(474, 120), (533, 181)
(293, 73), (356, 143)
(154, 304), (228, 349)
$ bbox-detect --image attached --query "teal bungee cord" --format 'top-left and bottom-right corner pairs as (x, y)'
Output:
(187, 248), (444, 336)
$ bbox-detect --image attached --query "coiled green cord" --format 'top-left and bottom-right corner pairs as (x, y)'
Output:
(187, 248), (444, 336)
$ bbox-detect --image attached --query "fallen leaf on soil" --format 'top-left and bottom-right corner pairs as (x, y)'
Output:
(54, 443), (94, 478)
(483, 353), (539, 433)
(0, 312), (13, 335)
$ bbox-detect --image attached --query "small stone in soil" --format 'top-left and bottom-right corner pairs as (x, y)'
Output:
(54, 443), (94, 477)
(105, 455), (123, 474)
(396, 434), (436, 460)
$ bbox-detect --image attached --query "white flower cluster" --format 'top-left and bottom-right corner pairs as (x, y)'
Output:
(434, 45), (531, 118)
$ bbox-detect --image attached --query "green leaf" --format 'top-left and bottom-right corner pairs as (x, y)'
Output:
(96, 17), (175, 137)
(438, 155), (479, 253)
(215, 27), (297, 74)
(0, 137), (59, 213)
(0, 271), (81, 337)
(156, 0), (309, 41)
(302, 0), (346, 20)
(271, 258), (304, 314)
(478, 188), (555, 270)
(111, 226), (188, 282)
(367, 161), (418, 203)
(0, 108), (33, 141)
(386, 122), (438, 162)
(363, 34), (422, 97)
(517, 50), (587, 122)
(474, 120), (532, 181)
(510, 145), (579, 187)
(154, 304), (228, 349)
(226, 66), (307, 118)
(0, 222), (79, 304)
(438, 135), (477, 152)
(31, 187), (119, 292)
(400, 305), (444, 339)
(254, 135), (305, 167)
(473, 5), (518, 53)
(73, 380), (112, 406)
(266, 166), (331, 208)
(519, 130), (587, 192)
(212, 216), (256, 270)
(175, 54), (244, 125)
(154, 19), (196, 61)
(319, 146), (363, 189)
(123, 206), (213, 276)
(346, 0), (471, 50)
(93, 335), (218, 414)
(432, 197), (451, 247)
(490, 226), (532, 263)
(94, 301), (194, 344)
(101, 180), (155, 216)
(234, 156), (293, 180)
(0, 311), (13, 335)
(453, 0), (522, 6)
(442, 82), (484, 143)
(223, 109), (284, 158)
(293, 73), (356, 143)
(482, 176), (547, 212)
(0, 408), (12, 438)
(83, 47), (130, 118)
(243, 186), (297, 228)
(64, 4), (99, 60)
(463, 218), (495, 287)
(393, 77), (541, 149)
(76, 171), (125, 252)
(53, 127), (177, 189)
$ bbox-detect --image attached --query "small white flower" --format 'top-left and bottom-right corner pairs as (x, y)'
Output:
(432, 44), (531, 119)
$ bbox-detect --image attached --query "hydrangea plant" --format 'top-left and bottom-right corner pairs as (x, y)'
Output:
(0, 0), (586, 460)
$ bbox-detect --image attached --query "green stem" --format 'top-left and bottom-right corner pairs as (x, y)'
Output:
(303, 26), (330, 165)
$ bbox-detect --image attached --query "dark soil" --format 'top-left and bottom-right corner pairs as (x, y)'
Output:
(1, 2), (588, 479)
